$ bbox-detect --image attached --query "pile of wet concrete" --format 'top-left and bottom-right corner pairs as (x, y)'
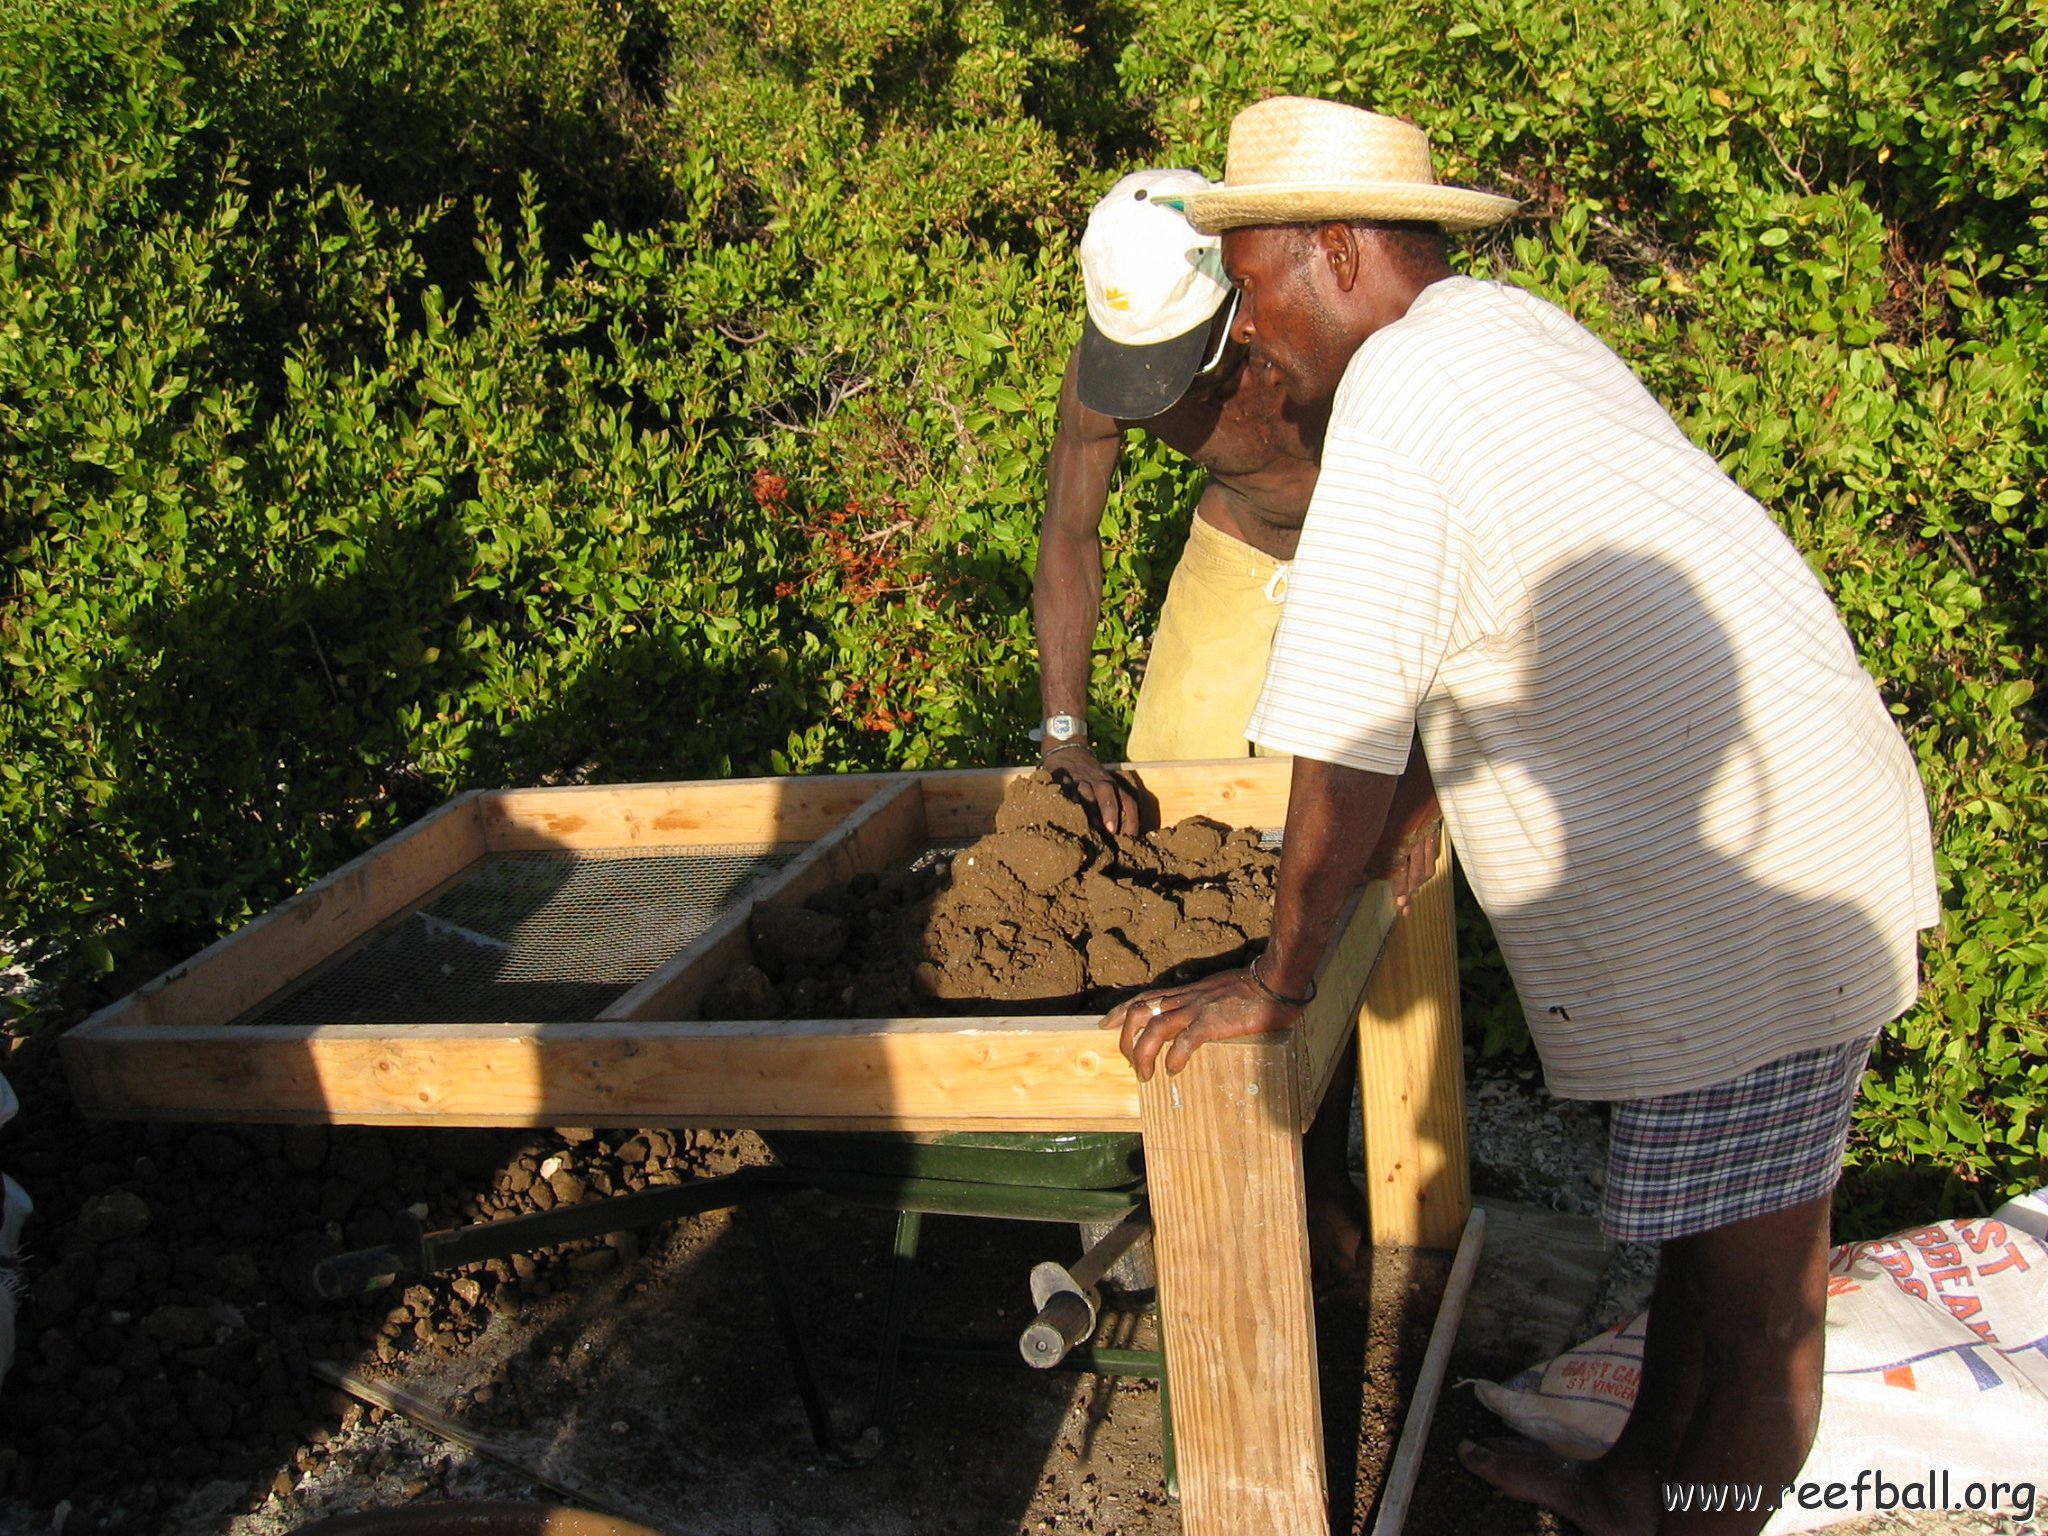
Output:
(708, 768), (1279, 1019)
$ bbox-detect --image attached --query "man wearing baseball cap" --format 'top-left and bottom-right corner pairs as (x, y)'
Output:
(1105, 97), (1939, 1535)
(1033, 168), (1446, 1282)
(1032, 169), (1317, 831)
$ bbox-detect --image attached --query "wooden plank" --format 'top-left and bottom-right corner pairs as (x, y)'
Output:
(601, 777), (928, 1023)
(62, 792), (488, 1039)
(1357, 833), (1470, 1250)
(1294, 882), (1398, 1131)
(1127, 755), (1295, 830)
(480, 774), (902, 852)
(311, 1362), (622, 1518)
(1142, 1035), (1328, 1536)
(60, 1015), (1142, 1129)
(1460, 1198), (1612, 1364)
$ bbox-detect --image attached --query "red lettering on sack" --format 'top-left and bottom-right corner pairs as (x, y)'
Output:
(1941, 1292), (1983, 1321)
(1978, 1244), (2034, 1278)
(1869, 1245), (1930, 1298)
(1919, 1243), (1964, 1270)
(1959, 1220), (2008, 1255)
(1938, 1290), (1995, 1342)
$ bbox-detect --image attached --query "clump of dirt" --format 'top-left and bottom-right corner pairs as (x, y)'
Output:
(704, 769), (1278, 1019)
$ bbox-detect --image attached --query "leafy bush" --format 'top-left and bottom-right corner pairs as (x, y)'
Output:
(1, 0), (2039, 1215)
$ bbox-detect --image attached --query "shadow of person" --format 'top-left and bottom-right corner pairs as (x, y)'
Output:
(1436, 548), (1918, 1097)
(1437, 546), (1929, 1533)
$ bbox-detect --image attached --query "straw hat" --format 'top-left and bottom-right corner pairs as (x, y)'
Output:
(1183, 97), (1519, 235)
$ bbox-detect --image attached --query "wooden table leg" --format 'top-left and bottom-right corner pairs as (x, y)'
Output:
(1141, 1036), (1329, 1535)
(1357, 834), (1471, 1249)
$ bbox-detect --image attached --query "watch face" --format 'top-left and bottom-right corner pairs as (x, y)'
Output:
(1045, 714), (1081, 742)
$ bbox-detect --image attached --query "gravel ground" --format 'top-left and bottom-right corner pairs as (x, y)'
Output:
(0, 1029), (2035, 1536)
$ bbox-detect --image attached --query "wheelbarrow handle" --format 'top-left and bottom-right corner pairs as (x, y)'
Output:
(312, 1241), (417, 1298)
(1019, 1290), (1097, 1369)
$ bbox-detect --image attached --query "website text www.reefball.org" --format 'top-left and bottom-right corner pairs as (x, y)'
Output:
(1660, 1470), (2037, 1520)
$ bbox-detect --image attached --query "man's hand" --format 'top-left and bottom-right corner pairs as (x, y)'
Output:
(1104, 756), (1402, 1079)
(1042, 744), (1142, 837)
(1362, 740), (1441, 914)
(1368, 809), (1442, 914)
(1101, 968), (1302, 1081)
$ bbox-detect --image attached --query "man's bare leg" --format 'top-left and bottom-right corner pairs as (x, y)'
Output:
(1304, 1034), (1365, 1286)
(1461, 1192), (1833, 1534)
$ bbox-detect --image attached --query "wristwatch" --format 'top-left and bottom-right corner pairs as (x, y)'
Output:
(1031, 713), (1086, 746)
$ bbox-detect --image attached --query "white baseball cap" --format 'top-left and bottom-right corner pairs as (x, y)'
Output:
(1076, 169), (1232, 419)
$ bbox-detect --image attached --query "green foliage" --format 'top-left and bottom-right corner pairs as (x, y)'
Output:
(1, 0), (2040, 1219)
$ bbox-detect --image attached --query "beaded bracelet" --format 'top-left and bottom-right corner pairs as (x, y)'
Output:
(1247, 950), (1317, 1008)
(1040, 740), (1092, 759)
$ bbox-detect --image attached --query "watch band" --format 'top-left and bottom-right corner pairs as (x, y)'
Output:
(1031, 713), (1086, 745)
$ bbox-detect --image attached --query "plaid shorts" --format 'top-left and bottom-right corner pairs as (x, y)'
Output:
(1601, 1034), (1878, 1243)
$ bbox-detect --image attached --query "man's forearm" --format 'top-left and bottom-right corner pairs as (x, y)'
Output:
(1032, 527), (1103, 721)
(1260, 756), (1401, 998)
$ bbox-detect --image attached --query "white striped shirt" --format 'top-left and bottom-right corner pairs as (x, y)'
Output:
(1249, 278), (1939, 1100)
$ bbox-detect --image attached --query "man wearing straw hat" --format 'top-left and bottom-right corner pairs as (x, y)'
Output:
(1104, 97), (1938, 1535)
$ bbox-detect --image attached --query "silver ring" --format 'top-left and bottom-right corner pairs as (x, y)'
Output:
(1147, 999), (1164, 1017)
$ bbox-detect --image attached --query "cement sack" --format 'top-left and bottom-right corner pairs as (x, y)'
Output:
(1473, 1188), (2048, 1532)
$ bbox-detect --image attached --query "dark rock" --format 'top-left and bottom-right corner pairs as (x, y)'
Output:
(92, 1256), (139, 1304)
(32, 1266), (78, 1320)
(191, 1390), (234, 1442)
(217, 1203), (270, 1245)
(115, 1332), (162, 1377)
(76, 1190), (152, 1244)
(186, 1130), (251, 1175)
(702, 963), (782, 1020)
(749, 904), (849, 971)
(282, 1125), (329, 1175)
(318, 1177), (360, 1223)
(344, 1207), (395, 1250)
(143, 1303), (219, 1350)
(429, 1128), (503, 1178)
(77, 1363), (124, 1400)
(78, 1322), (121, 1365)
(216, 1253), (261, 1291)
(334, 1134), (397, 1190)
(76, 1160), (125, 1195)
(35, 1330), (80, 1375)
(547, 1170), (586, 1205)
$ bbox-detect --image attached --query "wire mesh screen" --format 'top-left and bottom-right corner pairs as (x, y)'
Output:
(243, 844), (804, 1028)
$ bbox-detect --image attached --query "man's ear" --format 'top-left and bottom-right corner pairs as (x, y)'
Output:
(1317, 222), (1361, 294)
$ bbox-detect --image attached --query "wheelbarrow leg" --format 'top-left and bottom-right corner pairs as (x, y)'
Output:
(746, 1201), (851, 1460)
(866, 1207), (924, 1439)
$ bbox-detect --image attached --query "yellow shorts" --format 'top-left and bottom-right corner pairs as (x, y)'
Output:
(1124, 516), (1289, 763)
